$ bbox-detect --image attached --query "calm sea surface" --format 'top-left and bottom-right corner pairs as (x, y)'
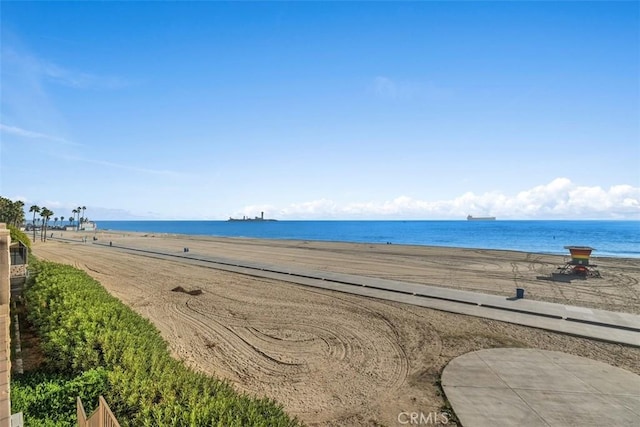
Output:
(93, 220), (640, 258)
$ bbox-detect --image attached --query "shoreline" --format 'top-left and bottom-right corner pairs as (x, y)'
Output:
(88, 227), (639, 260)
(48, 229), (640, 314)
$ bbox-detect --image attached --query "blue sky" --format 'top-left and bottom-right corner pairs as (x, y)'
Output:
(1, 1), (638, 220)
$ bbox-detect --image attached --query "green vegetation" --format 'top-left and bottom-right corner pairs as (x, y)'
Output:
(70, 205), (90, 231)
(0, 196), (25, 227)
(12, 369), (109, 427)
(38, 207), (54, 242)
(13, 259), (302, 426)
(8, 224), (31, 251)
(29, 205), (40, 242)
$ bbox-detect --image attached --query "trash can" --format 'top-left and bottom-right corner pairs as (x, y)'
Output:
(516, 288), (525, 299)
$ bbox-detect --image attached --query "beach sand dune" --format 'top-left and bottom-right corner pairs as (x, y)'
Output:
(33, 233), (640, 426)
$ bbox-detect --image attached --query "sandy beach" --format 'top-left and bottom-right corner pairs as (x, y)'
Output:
(32, 231), (640, 426)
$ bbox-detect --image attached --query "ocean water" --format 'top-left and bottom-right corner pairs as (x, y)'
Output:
(93, 220), (640, 258)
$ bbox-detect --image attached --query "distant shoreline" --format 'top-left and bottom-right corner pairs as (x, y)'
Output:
(88, 227), (640, 260)
(87, 219), (640, 259)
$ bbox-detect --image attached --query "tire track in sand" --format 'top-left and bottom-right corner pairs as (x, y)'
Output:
(160, 282), (415, 422)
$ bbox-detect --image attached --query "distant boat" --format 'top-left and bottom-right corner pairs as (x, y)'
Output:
(228, 211), (277, 222)
(467, 215), (496, 221)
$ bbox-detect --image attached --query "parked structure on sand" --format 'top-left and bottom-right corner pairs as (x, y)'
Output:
(79, 221), (97, 231)
(556, 246), (601, 278)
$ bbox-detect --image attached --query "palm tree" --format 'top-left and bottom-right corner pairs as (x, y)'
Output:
(61, 216), (65, 228)
(42, 208), (53, 241)
(29, 205), (40, 242)
(0, 198), (24, 227)
(72, 209), (78, 231)
(40, 208), (47, 241)
(44, 209), (53, 242)
(54, 217), (59, 228)
(76, 206), (82, 231)
(69, 217), (74, 228)
(11, 200), (24, 227)
(82, 206), (86, 229)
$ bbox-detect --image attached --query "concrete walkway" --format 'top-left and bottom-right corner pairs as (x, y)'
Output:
(442, 348), (640, 427)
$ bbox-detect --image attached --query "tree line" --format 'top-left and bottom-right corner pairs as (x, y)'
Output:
(0, 196), (25, 227)
(0, 196), (90, 242)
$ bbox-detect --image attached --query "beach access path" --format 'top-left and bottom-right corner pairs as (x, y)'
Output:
(442, 348), (640, 427)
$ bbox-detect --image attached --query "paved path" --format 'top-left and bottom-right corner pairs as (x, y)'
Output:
(442, 348), (640, 427)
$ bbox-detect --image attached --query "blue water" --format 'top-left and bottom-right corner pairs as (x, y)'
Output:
(93, 220), (640, 258)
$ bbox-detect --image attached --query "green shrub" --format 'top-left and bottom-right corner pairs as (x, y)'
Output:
(18, 259), (302, 426)
(8, 224), (31, 251)
(11, 368), (109, 426)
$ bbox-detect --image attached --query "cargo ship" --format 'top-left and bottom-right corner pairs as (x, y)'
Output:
(467, 215), (496, 221)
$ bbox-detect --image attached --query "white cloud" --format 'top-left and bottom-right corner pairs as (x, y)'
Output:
(1, 39), (131, 157)
(371, 76), (451, 100)
(1, 124), (181, 176)
(0, 123), (80, 146)
(13, 197), (148, 220)
(232, 204), (278, 219)
(57, 154), (189, 178)
(372, 76), (424, 99)
(40, 61), (129, 90)
(373, 76), (399, 98)
(3, 46), (129, 90)
(255, 178), (640, 220)
(16, 178), (639, 221)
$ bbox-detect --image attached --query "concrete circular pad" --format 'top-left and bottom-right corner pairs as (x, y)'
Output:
(442, 348), (640, 427)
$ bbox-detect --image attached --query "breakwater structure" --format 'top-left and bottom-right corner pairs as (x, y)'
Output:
(228, 211), (277, 222)
(466, 215), (496, 221)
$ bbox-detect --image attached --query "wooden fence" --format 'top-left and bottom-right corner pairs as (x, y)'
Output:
(77, 396), (121, 427)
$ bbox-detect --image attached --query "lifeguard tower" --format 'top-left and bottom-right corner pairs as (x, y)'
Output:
(557, 246), (600, 278)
